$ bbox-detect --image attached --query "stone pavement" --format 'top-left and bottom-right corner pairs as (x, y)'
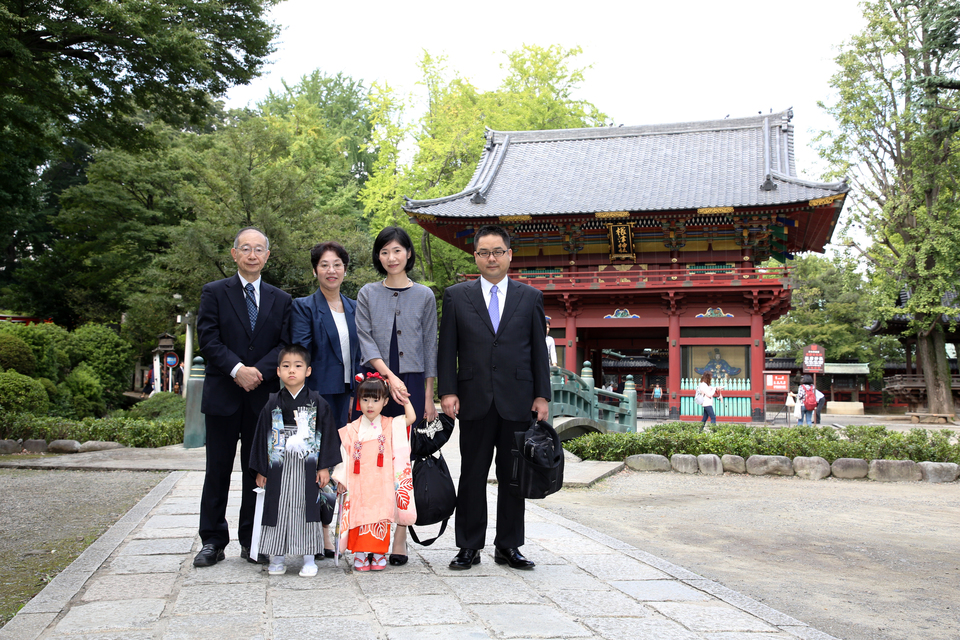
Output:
(0, 422), (843, 640)
(1, 467), (839, 640)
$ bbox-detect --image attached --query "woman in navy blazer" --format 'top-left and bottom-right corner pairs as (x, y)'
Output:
(291, 241), (361, 429)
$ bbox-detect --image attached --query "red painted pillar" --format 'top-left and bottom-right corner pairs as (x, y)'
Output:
(668, 312), (681, 419)
(564, 312), (577, 371)
(751, 312), (764, 421)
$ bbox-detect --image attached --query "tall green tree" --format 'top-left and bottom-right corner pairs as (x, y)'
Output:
(11, 123), (191, 328)
(765, 253), (901, 379)
(260, 70), (377, 185)
(0, 0), (280, 149)
(361, 45), (608, 291)
(160, 103), (371, 311)
(818, 0), (960, 413)
(0, 0), (281, 305)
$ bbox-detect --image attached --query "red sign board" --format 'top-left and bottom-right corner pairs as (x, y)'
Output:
(803, 344), (825, 374)
(164, 352), (180, 368)
(764, 372), (791, 392)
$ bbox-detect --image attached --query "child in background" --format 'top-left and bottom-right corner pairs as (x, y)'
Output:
(249, 344), (342, 577)
(332, 374), (416, 571)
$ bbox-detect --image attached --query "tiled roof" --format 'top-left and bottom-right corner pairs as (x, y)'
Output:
(404, 109), (848, 218)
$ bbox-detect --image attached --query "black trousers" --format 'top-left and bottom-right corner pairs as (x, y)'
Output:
(199, 400), (259, 549)
(455, 403), (526, 550)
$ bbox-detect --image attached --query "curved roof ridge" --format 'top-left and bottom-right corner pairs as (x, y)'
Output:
(486, 110), (793, 145)
(405, 135), (512, 208)
(770, 170), (849, 192)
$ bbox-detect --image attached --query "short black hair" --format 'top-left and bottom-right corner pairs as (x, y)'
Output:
(801, 374), (814, 385)
(310, 241), (349, 271)
(357, 376), (390, 401)
(372, 226), (416, 275)
(278, 343), (310, 366)
(475, 225), (511, 249)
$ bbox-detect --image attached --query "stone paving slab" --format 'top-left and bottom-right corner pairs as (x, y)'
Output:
(1, 461), (844, 640)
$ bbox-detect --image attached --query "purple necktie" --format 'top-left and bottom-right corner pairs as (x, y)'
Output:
(488, 285), (500, 332)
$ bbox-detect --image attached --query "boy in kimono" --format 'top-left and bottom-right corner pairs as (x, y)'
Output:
(250, 344), (341, 577)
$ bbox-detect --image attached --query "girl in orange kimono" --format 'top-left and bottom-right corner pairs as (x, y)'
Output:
(332, 375), (416, 571)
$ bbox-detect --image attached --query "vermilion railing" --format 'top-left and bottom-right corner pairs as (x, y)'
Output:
(462, 266), (792, 289)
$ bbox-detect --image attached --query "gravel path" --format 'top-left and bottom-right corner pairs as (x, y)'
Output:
(0, 469), (163, 625)
(541, 469), (960, 640)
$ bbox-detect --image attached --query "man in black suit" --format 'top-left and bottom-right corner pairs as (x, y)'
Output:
(439, 225), (551, 570)
(193, 227), (292, 567)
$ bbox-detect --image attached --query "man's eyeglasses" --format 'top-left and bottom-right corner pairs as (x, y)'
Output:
(475, 249), (507, 258)
(237, 245), (267, 256)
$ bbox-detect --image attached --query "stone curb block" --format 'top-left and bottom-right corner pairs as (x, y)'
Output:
(22, 439), (47, 453)
(697, 454), (723, 475)
(831, 458), (869, 479)
(868, 459), (921, 482)
(746, 455), (794, 476)
(721, 454), (746, 474)
(0, 439), (19, 454)
(79, 441), (126, 453)
(625, 453), (671, 472)
(917, 461), (959, 483)
(48, 440), (81, 454)
(671, 453), (699, 474)
(793, 456), (831, 480)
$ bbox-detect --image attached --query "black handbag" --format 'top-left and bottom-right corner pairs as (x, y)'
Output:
(408, 451), (457, 546)
(509, 416), (564, 499)
(409, 414), (455, 458)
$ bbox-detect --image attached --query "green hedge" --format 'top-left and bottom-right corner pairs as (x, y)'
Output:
(0, 413), (184, 448)
(563, 422), (960, 465)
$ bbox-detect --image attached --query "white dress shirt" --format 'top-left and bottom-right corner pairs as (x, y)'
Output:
(231, 273), (263, 378)
(480, 275), (507, 323)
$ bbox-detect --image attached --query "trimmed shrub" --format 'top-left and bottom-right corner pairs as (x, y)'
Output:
(66, 323), (132, 406)
(61, 365), (105, 418)
(125, 392), (185, 421)
(0, 322), (70, 382)
(0, 333), (37, 376)
(563, 421), (960, 465)
(0, 412), (184, 448)
(37, 377), (58, 401)
(0, 370), (50, 415)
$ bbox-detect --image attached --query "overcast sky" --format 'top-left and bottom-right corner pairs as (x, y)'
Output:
(226, 0), (867, 180)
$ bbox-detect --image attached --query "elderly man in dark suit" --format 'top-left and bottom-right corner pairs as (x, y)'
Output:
(439, 225), (551, 570)
(194, 227), (292, 567)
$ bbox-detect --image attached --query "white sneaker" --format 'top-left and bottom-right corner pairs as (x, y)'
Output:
(299, 562), (318, 577)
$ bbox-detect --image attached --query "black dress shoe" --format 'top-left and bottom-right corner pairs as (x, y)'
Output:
(389, 554), (408, 566)
(323, 548), (335, 559)
(494, 547), (535, 570)
(449, 548), (481, 570)
(193, 543), (225, 567)
(240, 545), (268, 565)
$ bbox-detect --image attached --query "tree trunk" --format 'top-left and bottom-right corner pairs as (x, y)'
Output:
(916, 327), (955, 414)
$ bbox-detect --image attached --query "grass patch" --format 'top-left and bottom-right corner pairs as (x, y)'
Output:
(0, 469), (164, 627)
(0, 533), (96, 626)
(563, 421), (960, 464)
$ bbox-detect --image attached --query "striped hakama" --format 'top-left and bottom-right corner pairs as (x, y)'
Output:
(258, 426), (324, 556)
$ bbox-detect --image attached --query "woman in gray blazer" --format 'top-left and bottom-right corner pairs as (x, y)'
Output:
(356, 226), (438, 565)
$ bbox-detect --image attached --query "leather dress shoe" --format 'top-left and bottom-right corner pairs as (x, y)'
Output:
(494, 547), (535, 570)
(193, 543), (225, 567)
(449, 548), (481, 570)
(240, 545), (268, 565)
